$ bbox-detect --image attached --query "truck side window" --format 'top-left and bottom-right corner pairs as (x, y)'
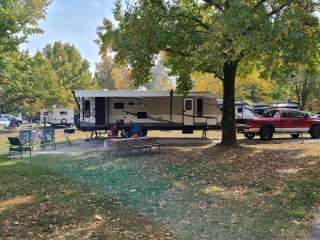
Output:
(84, 100), (90, 117)
(197, 98), (203, 116)
(290, 111), (305, 118)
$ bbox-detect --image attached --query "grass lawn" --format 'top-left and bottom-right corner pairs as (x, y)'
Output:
(1, 130), (320, 239)
(0, 157), (170, 239)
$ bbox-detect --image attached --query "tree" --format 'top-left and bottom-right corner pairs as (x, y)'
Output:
(0, 0), (50, 69)
(0, 51), (61, 115)
(42, 42), (96, 103)
(236, 70), (275, 103)
(192, 72), (223, 98)
(95, 53), (133, 90)
(147, 63), (175, 90)
(95, 55), (115, 89)
(97, 0), (319, 146)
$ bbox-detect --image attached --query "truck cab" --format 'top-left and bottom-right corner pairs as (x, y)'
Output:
(240, 108), (320, 140)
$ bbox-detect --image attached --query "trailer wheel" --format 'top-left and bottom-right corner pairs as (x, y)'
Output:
(290, 133), (300, 139)
(260, 126), (273, 140)
(244, 133), (255, 140)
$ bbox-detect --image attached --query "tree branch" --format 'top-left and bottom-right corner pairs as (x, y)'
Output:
(161, 48), (192, 57)
(212, 70), (224, 81)
(267, 1), (294, 16)
(201, 0), (223, 11)
(174, 13), (211, 30)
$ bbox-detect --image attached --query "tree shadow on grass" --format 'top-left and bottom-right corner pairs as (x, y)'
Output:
(0, 158), (171, 240)
(19, 141), (320, 240)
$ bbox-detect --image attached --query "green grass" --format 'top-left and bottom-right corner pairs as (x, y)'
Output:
(1, 131), (320, 239)
(0, 156), (169, 239)
(23, 143), (320, 240)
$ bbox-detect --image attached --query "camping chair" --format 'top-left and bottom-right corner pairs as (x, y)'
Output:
(64, 127), (75, 145)
(8, 137), (32, 158)
(19, 129), (33, 149)
(40, 128), (56, 150)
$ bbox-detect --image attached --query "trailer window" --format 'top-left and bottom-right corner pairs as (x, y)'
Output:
(43, 112), (49, 116)
(185, 99), (193, 111)
(137, 112), (148, 119)
(60, 111), (67, 116)
(237, 107), (243, 113)
(114, 102), (124, 109)
(197, 99), (203, 116)
(84, 100), (90, 117)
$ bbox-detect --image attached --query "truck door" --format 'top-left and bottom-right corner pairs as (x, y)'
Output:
(281, 110), (307, 133)
(184, 98), (194, 126)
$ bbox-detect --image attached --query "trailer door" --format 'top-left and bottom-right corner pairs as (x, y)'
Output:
(95, 97), (105, 126)
(184, 98), (194, 126)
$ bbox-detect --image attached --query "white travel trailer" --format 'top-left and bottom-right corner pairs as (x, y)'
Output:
(40, 106), (74, 127)
(74, 90), (222, 135)
(217, 100), (255, 124)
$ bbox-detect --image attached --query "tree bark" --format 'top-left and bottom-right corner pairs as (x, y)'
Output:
(220, 61), (238, 146)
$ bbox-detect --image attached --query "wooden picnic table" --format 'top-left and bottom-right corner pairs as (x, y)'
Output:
(105, 137), (161, 155)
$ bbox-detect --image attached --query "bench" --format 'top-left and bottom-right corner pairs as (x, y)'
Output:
(105, 137), (163, 156)
(8, 137), (32, 158)
(131, 143), (162, 155)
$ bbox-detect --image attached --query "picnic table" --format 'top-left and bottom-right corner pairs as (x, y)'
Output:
(105, 137), (162, 155)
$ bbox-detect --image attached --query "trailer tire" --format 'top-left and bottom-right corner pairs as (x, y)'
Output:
(244, 133), (255, 140)
(260, 126), (273, 140)
(310, 126), (320, 139)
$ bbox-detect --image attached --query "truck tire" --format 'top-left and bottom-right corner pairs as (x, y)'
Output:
(244, 133), (255, 140)
(310, 126), (320, 139)
(260, 126), (273, 140)
(290, 133), (300, 139)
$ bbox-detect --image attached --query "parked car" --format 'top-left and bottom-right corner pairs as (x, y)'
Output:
(239, 108), (320, 140)
(0, 114), (23, 127)
(0, 117), (11, 129)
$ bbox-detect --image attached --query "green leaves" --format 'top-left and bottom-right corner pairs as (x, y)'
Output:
(97, 0), (319, 93)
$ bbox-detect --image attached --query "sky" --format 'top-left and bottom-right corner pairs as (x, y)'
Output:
(22, 0), (114, 72)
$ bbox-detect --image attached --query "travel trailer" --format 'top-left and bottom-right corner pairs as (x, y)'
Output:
(40, 106), (74, 127)
(252, 102), (270, 116)
(74, 90), (222, 135)
(218, 100), (255, 124)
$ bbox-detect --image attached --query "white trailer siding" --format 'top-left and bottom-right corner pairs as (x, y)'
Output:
(75, 90), (221, 131)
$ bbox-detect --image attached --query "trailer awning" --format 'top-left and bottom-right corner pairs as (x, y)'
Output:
(75, 90), (215, 98)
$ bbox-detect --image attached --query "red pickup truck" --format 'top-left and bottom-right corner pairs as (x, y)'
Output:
(240, 108), (320, 140)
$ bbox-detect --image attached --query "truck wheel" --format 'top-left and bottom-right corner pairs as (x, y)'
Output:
(244, 133), (255, 140)
(290, 133), (300, 139)
(310, 126), (320, 139)
(260, 127), (273, 140)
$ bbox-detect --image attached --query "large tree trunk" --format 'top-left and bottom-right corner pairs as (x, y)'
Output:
(220, 61), (238, 146)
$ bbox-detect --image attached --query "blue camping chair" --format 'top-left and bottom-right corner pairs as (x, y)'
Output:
(19, 129), (33, 149)
(41, 128), (56, 150)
